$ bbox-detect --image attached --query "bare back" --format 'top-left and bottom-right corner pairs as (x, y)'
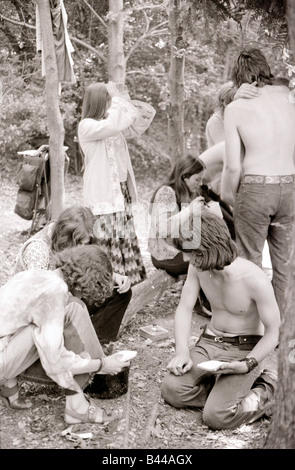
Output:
(231, 85), (295, 175)
(196, 257), (268, 336)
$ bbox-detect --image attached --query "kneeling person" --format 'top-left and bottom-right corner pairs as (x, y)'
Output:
(162, 210), (280, 430)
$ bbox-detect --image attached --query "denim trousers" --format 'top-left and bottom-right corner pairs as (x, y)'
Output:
(0, 297), (104, 394)
(233, 179), (295, 315)
(161, 333), (271, 430)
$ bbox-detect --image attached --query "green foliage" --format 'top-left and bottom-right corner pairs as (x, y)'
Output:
(0, 52), (108, 171)
(0, 0), (293, 173)
(0, 92), (47, 153)
(0, 57), (47, 170)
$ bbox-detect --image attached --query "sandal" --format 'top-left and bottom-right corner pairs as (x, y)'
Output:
(0, 384), (32, 410)
(65, 398), (122, 425)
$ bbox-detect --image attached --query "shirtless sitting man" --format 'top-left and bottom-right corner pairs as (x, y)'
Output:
(220, 48), (295, 316)
(161, 209), (280, 430)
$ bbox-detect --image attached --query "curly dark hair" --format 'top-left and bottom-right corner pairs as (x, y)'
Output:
(231, 48), (274, 88)
(175, 210), (238, 271)
(54, 245), (113, 307)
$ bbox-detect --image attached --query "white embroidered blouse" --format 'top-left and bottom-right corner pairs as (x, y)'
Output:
(148, 185), (182, 260)
(78, 96), (156, 215)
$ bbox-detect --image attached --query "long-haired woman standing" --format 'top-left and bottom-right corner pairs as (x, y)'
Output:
(78, 82), (155, 285)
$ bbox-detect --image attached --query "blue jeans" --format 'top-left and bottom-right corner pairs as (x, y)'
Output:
(161, 331), (272, 430)
(233, 177), (295, 315)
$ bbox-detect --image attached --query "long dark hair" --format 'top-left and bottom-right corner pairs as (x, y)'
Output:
(81, 82), (110, 120)
(177, 210), (238, 271)
(151, 154), (206, 207)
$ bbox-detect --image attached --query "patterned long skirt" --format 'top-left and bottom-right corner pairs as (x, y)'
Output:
(93, 182), (146, 286)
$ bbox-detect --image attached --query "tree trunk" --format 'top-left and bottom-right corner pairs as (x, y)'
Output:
(36, 0), (65, 220)
(264, 1), (295, 449)
(108, 0), (126, 84)
(287, 0), (295, 57)
(264, 226), (295, 448)
(167, 0), (185, 166)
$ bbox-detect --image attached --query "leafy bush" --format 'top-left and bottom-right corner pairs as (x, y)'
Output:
(0, 91), (48, 166)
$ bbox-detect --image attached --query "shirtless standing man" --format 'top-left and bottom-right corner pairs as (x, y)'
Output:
(220, 48), (295, 316)
(161, 210), (280, 430)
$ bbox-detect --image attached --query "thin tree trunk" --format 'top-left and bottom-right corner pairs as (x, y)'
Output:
(287, 0), (295, 58)
(264, 219), (295, 448)
(168, 0), (185, 166)
(36, 0), (65, 219)
(264, 3), (295, 447)
(108, 0), (126, 84)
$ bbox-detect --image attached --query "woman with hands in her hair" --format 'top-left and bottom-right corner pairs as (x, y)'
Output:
(78, 81), (156, 286)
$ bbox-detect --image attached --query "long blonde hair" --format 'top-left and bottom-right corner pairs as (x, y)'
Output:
(81, 83), (110, 120)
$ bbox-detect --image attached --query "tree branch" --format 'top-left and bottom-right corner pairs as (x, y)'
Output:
(80, 0), (108, 30)
(0, 13), (106, 62)
(127, 69), (165, 76)
(0, 13), (35, 29)
(125, 20), (168, 63)
(148, 20), (169, 34)
(132, 3), (169, 12)
(142, 10), (150, 34)
(70, 36), (106, 61)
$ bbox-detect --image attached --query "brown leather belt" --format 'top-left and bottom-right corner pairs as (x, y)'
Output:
(201, 331), (262, 346)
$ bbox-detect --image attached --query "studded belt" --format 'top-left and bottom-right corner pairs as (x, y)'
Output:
(243, 175), (294, 184)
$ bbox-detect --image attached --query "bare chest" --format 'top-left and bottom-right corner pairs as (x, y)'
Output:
(199, 274), (254, 315)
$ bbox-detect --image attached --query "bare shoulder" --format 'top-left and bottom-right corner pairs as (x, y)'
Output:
(270, 84), (290, 94)
(224, 100), (246, 118)
(262, 84), (291, 100)
(184, 263), (201, 287)
(236, 257), (272, 289)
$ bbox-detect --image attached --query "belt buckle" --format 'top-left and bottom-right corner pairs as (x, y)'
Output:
(214, 336), (223, 343)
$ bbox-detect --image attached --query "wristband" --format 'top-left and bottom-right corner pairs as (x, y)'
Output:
(240, 356), (258, 372)
(96, 357), (105, 373)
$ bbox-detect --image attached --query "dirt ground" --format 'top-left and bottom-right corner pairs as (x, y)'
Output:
(0, 172), (276, 451)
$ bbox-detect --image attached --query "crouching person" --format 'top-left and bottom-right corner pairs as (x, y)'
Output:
(161, 210), (280, 429)
(0, 245), (130, 425)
